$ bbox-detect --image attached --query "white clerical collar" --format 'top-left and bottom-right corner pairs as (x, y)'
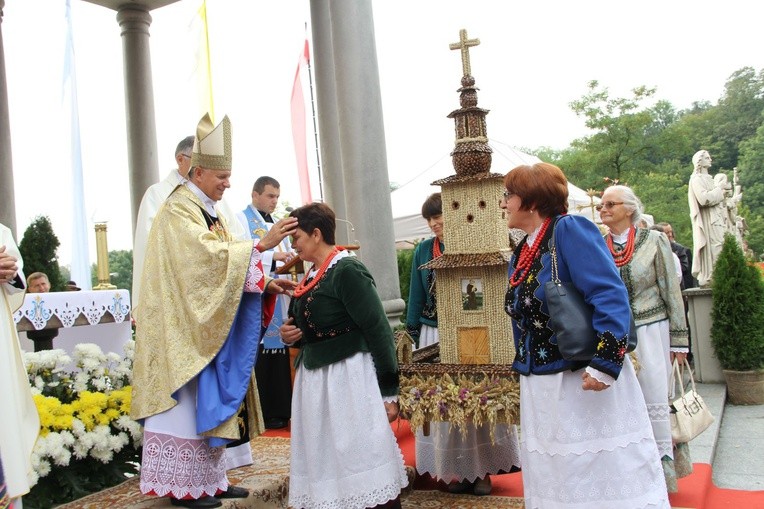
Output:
(172, 169), (187, 185)
(185, 180), (218, 216)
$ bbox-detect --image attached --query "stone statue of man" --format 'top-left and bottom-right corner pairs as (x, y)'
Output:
(688, 150), (727, 286)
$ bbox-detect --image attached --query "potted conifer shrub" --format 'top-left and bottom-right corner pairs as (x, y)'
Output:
(710, 234), (764, 405)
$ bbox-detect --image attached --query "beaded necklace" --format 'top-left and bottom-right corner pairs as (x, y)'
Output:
(293, 247), (341, 298)
(607, 226), (636, 267)
(432, 237), (443, 258)
(509, 217), (552, 288)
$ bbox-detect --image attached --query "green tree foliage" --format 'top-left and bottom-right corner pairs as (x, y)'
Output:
(551, 68), (764, 255)
(737, 115), (764, 254)
(567, 81), (660, 183)
(710, 234), (764, 370)
(18, 215), (63, 291)
(397, 246), (415, 318)
(90, 250), (133, 291)
(629, 169), (692, 247)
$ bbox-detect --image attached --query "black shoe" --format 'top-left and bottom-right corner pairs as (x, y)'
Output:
(215, 485), (249, 499)
(264, 418), (288, 430)
(170, 496), (222, 508)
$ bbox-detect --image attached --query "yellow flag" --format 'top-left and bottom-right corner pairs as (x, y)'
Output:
(189, 0), (214, 122)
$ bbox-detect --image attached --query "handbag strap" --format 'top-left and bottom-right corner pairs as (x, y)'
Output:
(672, 358), (699, 398)
(672, 359), (687, 398)
(682, 358), (698, 394)
(547, 216), (564, 284)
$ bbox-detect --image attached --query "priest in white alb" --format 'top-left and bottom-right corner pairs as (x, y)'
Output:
(0, 223), (40, 508)
(130, 114), (298, 509)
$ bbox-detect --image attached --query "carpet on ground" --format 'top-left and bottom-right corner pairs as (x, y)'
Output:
(51, 420), (764, 509)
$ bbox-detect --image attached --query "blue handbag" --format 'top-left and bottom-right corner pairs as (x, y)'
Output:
(544, 220), (637, 361)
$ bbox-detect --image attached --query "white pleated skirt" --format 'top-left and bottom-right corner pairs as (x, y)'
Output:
(634, 320), (674, 460)
(520, 357), (670, 509)
(415, 421), (521, 482)
(288, 352), (409, 509)
(414, 324), (439, 350)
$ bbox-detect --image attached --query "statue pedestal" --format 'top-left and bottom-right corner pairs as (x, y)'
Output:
(685, 287), (724, 383)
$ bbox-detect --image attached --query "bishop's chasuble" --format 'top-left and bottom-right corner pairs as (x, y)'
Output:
(131, 185), (266, 498)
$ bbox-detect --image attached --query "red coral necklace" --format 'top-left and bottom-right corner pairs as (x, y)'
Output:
(293, 247), (341, 298)
(432, 238), (443, 258)
(509, 217), (552, 288)
(607, 226), (636, 267)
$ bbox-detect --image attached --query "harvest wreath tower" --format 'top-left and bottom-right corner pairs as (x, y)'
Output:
(397, 29), (519, 438)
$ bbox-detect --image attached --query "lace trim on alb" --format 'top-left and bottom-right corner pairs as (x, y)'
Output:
(139, 431), (228, 499)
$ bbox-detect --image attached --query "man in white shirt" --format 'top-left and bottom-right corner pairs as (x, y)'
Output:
(132, 136), (245, 306)
(236, 176), (295, 430)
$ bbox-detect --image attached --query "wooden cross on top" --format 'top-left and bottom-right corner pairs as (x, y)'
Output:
(449, 29), (480, 77)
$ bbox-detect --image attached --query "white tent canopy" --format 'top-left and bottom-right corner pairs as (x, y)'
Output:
(390, 144), (601, 243)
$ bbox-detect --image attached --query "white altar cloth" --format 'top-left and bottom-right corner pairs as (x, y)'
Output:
(14, 290), (132, 360)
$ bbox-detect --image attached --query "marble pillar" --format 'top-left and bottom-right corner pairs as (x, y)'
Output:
(310, 0), (404, 325)
(0, 0), (17, 236)
(116, 7), (159, 238)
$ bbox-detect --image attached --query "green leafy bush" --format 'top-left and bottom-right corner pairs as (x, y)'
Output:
(397, 247), (415, 319)
(711, 234), (764, 370)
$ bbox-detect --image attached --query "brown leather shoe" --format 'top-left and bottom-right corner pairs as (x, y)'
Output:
(215, 485), (249, 499)
(472, 476), (492, 496)
(447, 480), (471, 493)
(169, 496), (222, 508)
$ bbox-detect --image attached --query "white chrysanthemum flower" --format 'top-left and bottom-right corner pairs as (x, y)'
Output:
(26, 348), (69, 373)
(122, 339), (135, 358)
(37, 459), (51, 477)
(73, 371), (90, 393)
(115, 415), (144, 442)
(60, 430), (76, 447)
(51, 444), (72, 466)
(34, 376), (45, 390)
(91, 448), (115, 463)
(30, 449), (42, 467)
(71, 419), (86, 436)
(92, 377), (109, 391)
(108, 431), (129, 452)
(72, 440), (90, 459)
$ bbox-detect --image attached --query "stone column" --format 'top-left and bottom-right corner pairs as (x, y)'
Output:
(309, 0), (348, 242)
(116, 7), (159, 238)
(0, 1), (17, 236)
(310, 0), (404, 325)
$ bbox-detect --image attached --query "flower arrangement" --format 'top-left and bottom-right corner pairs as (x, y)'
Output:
(398, 371), (520, 443)
(23, 340), (142, 509)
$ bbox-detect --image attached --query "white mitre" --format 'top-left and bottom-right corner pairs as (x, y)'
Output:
(191, 113), (232, 170)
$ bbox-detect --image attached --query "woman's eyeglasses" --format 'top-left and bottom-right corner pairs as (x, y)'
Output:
(595, 201), (624, 211)
(502, 191), (515, 201)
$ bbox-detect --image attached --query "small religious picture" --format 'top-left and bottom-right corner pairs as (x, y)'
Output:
(461, 278), (483, 311)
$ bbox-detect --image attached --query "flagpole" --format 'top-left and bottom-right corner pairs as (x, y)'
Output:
(64, 0), (92, 290)
(304, 28), (323, 202)
(201, 0), (214, 123)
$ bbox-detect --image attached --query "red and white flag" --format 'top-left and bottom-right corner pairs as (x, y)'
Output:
(291, 39), (313, 205)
